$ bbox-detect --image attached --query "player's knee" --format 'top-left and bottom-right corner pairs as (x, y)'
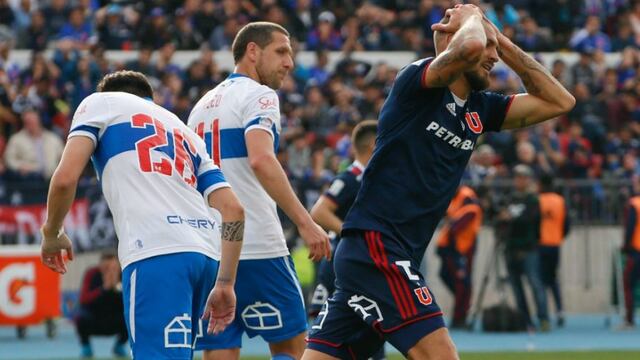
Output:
(203, 348), (240, 360)
(408, 328), (459, 360)
(269, 332), (306, 359)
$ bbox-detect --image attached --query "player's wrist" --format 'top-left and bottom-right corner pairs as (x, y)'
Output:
(41, 224), (61, 239)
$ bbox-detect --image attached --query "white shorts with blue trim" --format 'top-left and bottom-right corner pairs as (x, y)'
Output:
(122, 252), (218, 360)
(195, 256), (307, 350)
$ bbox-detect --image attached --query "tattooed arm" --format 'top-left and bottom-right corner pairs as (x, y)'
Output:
(426, 5), (487, 87)
(494, 29), (575, 129)
(208, 187), (244, 286)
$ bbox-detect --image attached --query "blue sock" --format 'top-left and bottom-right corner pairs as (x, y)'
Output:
(271, 354), (296, 360)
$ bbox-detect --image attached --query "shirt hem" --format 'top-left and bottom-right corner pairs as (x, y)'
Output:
(238, 249), (290, 260)
(120, 246), (220, 269)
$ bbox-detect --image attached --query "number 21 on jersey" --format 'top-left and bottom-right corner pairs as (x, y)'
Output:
(131, 113), (197, 186)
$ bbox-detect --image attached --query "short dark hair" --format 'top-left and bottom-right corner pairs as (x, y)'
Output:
(352, 120), (378, 154)
(231, 22), (289, 64)
(97, 70), (153, 98)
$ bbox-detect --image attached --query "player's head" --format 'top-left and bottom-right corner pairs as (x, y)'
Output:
(232, 21), (293, 90)
(433, 15), (499, 91)
(513, 164), (534, 192)
(97, 70), (153, 98)
(352, 120), (377, 164)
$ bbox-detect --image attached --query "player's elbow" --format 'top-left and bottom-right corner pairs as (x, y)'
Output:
(560, 93), (576, 113)
(50, 169), (79, 192)
(221, 200), (245, 223)
(248, 153), (274, 174)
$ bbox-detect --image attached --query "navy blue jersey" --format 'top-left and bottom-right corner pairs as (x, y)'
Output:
(343, 58), (513, 264)
(324, 161), (365, 221)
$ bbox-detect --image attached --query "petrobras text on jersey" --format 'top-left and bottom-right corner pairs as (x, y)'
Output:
(426, 121), (474, 151)
(166, 215), (218, 230)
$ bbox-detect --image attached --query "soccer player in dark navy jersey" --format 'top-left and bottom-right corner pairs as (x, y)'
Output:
(304, 4), (575, 360)
(309, 120), (378, 317)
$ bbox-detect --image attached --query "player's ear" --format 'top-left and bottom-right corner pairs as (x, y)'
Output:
(246, 42), (259, 62)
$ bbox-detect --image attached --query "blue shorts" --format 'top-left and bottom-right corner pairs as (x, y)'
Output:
(195, 256), (307, 350)
(307, 230), (445, 358)
(122, 252), (218, 360)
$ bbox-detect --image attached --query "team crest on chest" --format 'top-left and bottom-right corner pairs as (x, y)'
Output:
(464, 112), (483, 134)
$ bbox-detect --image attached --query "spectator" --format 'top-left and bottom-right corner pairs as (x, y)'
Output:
(0, 0), (14, 29)
(125, 46), (156, 79)
(57, 6), (92, 46)
(560, 122), (592, 178)
(96, 4), (133, 50)
(570, 15), (612, 53)
(137, 7), (172, 49)
(306, 11), (343, 50)
(193, 0), (218, 42)
(76, 251), (128, 358)
(571, 50), (596, 92)
(3, 109), (63, 180)
(612, 19), (638, 51)
(515, 16), (553, 52)
(209, 16), (242, 50)
(17, 9), (48, 51)
(630, 1), (640, 41)
(485, 0), (520, 32)
(171, 7), (203, 50)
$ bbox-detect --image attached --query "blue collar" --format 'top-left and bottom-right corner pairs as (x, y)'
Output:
(227, 73), (250, 80)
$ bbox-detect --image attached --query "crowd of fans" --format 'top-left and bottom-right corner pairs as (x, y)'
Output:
(0, 0), (638, 221)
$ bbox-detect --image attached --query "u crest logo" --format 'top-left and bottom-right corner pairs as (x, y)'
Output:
(464, 112), (483, 134)
(414, 286), (433, 306)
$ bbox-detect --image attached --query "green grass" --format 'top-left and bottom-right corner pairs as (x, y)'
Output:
(235, 352), (640, 360)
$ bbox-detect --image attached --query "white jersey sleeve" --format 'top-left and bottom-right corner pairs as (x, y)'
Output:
(242, 86), (281, 140)
(68, 93), (116, 146)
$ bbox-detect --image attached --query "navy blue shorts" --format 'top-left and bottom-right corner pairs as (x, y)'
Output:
(307, 230), (445, 358)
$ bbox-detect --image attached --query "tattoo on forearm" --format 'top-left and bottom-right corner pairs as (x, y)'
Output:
(430, 41), (482, 86)
(221, 221), (244, 242)
(512, 45), (562, 97)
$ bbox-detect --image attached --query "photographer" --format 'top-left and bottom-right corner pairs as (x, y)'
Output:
(76, 251), (128, 358)
(498, 165), (550, 332)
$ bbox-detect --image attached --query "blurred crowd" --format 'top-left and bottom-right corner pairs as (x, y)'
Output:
(0, 0), (638, 215)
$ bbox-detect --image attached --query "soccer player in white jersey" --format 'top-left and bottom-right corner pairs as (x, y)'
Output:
(188, 22), (330, 360)
(40, 71), (245, 359)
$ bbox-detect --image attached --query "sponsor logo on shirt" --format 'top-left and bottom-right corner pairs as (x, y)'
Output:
(166, 215), (217, 229)
(426, 121), (475, 150)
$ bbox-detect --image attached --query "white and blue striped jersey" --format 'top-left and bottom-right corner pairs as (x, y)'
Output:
(188, 74), (289, 260)
(69, 92), (230, 268)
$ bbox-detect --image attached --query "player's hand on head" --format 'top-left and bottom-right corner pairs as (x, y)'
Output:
(431, 4), (483, 33)
(40, 226), (74, 274)
(202, 284), (236, 335)
(299, 220), (331, 262)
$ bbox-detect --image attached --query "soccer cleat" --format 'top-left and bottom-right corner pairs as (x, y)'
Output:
(80, 344), (93, 359)
(113, 342), (128, 357)
(539, 320), (551, 332)
(615, 322), (636, 331)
